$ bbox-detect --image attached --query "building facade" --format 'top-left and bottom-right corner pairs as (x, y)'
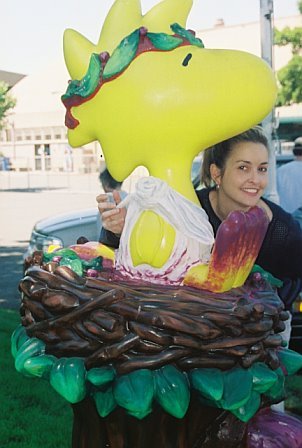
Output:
(0, 14), (301, 172)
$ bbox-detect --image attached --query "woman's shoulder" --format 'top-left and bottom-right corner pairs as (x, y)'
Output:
(196, 187), (210, 207)
(263, 197), (291, 219)
(196, 187), (221, 233)
(262, 197), (302, 233)
(196, 187), (214, 213)
(196, 187), (210, 199)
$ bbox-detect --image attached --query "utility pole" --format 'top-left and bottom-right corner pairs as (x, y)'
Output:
(260, 0), (279, 203)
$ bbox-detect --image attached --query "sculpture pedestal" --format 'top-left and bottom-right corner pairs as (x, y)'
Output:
(71, 394), (247, 448)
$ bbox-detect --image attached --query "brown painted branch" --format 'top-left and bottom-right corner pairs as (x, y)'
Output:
(82, 319), (125, 342)
(110, 302), (219, 338)
(263, 334), (283, 347)
(128, 322), (173, 345)
(25, 289), (124, 333)
(240, 352), (265, 368)
(198, 332), (271, 350)
(53, 265), (87, 285)
(90, 309), (122, 332)
(85, 333), (139, 369)
(178, 355), (237, 370)
(116, 347), (191, 375)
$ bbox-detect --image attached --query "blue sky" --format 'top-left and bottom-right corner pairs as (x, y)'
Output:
(1, 0), (299, 75)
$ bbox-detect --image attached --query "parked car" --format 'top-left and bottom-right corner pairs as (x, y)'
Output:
(23, 154), (302, 354)
(23, 208), (101, 259)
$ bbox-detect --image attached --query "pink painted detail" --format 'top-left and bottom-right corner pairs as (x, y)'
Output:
(247, 407), (302, 448)
(252, 272), (262, 282)
(102, 259), (114, 269)
(116, 247), (201, 287)
(86, 269), (99, 278)
(99, 51), (110, 62)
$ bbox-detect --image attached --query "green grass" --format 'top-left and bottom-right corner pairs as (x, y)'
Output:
(1, 309), (302, 448)
(0, 309), (72, 448)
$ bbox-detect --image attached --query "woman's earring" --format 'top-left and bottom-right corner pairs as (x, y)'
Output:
(216, 183), (220, 190)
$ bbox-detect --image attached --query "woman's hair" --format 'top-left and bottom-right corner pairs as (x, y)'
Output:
(99, 168), (123, 191)
(201, 126), (269, 187)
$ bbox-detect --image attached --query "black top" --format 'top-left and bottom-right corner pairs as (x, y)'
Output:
(99, 227), (121, 249)
(196, 188), (302, 282)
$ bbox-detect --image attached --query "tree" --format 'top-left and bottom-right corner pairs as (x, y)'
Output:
(276, 55), (302, 105)
(0, 81), (16, 130)
(274, 2), (302, 106)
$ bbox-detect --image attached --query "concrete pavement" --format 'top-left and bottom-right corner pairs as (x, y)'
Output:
(0, 187), (100, 247)
(0, 174), (102, 309)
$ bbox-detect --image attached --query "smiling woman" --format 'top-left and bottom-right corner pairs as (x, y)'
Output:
(197, 126), (302, 309)
(202, 127), (270, 218)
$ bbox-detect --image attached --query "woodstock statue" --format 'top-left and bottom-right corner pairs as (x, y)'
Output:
(62, 0), (276, 292)
(12, 1), (302, 448)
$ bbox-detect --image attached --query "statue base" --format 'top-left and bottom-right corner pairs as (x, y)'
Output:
(15, 252), (301, 448)
(72, 394), (247, 448)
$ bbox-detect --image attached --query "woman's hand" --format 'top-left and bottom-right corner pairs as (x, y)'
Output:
(96, 190), (126, 235)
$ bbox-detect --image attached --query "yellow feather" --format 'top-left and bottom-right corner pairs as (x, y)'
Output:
(64, 0), (193, 79)
(143, 0), (193, 33)
(63, 29), (95, 79)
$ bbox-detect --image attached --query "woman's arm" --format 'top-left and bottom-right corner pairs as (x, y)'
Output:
(96, 190), (126, 248)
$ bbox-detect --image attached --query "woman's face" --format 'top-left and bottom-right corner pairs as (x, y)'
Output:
(213, 141), (269, 211)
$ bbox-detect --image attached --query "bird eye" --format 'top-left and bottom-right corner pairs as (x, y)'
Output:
(182, 53), (192, 67)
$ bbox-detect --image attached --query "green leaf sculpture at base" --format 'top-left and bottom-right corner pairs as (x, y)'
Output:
(154, 365), (190, 419)
(50, 357), (87, 404)
(114, 369), (154, 419)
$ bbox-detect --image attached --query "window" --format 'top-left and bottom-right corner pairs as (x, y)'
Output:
(276, 117), (302, 142)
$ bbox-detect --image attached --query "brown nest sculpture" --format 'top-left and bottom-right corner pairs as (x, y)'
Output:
(18, 251), (288, 448)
